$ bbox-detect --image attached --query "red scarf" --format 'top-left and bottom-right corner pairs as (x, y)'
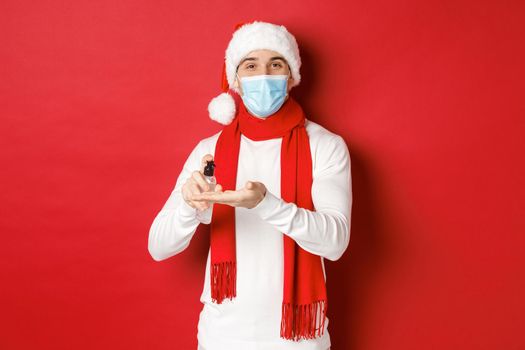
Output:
(210, 95), (328, 341)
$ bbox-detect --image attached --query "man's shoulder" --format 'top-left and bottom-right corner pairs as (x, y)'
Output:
(305, 119), (350, 175)
(200, 129), (222, 143)
(195, 129), (222, 153)
(305, 118), (345, 145)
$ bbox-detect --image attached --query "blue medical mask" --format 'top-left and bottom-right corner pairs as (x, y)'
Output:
(237, 73), (290, 118)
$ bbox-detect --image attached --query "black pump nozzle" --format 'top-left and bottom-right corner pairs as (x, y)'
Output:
(203, 160), (216, 176)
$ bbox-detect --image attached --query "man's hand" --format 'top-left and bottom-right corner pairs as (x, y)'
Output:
(181, 154), (223, 211)
(190, 180), (267, 209)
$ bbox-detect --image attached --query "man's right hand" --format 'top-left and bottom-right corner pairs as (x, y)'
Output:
(182, 154), (223, 211)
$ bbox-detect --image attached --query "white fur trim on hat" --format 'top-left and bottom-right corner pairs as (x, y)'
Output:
(208, 92), (236, 125)
(225, 21), (301, 94)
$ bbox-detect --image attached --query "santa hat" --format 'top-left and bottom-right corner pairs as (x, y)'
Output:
(208, 20), (302, 125)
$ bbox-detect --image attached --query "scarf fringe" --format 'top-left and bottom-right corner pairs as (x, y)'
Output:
(211, 261), (237, 304)
(280, 299), (328, 341)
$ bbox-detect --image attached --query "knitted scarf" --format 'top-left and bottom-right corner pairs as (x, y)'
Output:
(209, 95), (328, 341)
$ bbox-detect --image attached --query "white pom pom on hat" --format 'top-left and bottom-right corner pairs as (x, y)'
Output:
(207, 20), (302, 125)
(208, 92), (237, 125)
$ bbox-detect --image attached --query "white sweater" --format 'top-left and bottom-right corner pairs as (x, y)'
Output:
(148, 118), (352, 350)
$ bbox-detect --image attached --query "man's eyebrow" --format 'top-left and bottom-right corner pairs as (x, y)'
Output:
(239, 57), (257, 65)
(239, 56), (286, 65)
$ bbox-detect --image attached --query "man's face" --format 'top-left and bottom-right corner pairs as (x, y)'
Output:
(233, 49), (295, 96)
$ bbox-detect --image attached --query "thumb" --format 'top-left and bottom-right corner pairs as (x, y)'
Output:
(215, 183), (223, 192)
(245, 181), (255, 190)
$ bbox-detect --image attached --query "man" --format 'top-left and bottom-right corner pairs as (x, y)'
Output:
(148, 20), (351, 350)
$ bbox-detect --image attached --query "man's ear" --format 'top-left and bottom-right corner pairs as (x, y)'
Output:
(287, 67), (294, 88)
(233, 75), (242, 94)
(287, 76), (295, 92)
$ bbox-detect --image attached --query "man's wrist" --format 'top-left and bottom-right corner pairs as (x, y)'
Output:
(254, 187), (267, 207)
(250, 188), (280, 219)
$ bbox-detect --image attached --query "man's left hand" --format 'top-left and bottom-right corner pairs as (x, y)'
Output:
(190, 181), (267, 209)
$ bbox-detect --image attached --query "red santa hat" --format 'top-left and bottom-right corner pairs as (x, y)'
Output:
(208, 20), (302, 125)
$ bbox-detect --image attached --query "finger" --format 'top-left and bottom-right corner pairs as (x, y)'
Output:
(192, 190), (239, 205)
(182, 187), (197, 208)
(192, 198), (209, 210)
(215, 183), (223, 192)
(246, 181), (261, 191)
(200, 154), (214, 173)
(192, 170), (210, 192)
(190, 183), (209, 210)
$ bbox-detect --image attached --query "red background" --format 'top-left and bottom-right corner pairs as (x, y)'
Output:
(1, 1), (524, 349)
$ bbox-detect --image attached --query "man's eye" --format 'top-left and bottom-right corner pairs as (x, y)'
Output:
(272, 63), (282, 68)
(246, 64), (255, 69)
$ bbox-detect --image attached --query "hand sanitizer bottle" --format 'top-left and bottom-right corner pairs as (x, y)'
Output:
(196, 160), (216, 224)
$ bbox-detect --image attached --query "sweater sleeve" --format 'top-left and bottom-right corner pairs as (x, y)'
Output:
(148, 141), (204, 261)
(250, 135), (352, 261)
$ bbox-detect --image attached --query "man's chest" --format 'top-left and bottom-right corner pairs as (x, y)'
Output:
(235, 136), (283, 195)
